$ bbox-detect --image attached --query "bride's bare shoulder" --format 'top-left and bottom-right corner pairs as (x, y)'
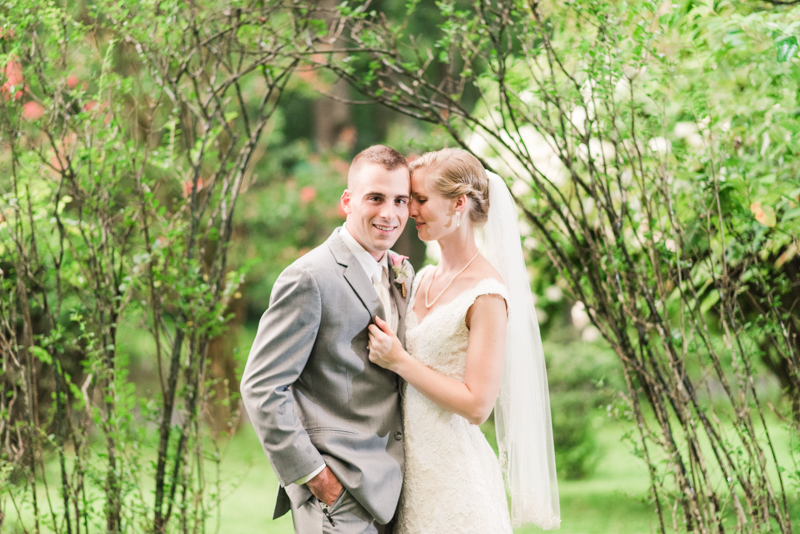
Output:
(464, 258), (508, 326)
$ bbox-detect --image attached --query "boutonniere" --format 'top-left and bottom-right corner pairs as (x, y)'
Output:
(390, 253), (411, 298)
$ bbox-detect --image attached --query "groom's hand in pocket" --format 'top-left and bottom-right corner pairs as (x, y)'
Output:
(306, 466), (344, 506)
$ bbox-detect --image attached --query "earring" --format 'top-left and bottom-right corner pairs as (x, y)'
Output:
(456, 211), (461, 228)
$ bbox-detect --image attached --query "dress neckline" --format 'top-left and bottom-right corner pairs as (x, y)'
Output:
(409, 266), (505, 329)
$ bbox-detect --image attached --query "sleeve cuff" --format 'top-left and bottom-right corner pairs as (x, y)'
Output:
(293, 463), (326, 485)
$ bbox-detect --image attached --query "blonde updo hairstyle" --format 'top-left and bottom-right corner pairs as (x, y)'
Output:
(409, 148), (490, 226)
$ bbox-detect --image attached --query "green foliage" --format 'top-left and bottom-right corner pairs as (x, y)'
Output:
(328, 0), (800, 530)
(546, 340), (620, 480)
(0, 0), (315, 531)
(231, 138), (349, 316)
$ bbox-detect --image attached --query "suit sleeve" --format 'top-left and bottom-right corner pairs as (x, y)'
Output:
(240, 264), (325, 486)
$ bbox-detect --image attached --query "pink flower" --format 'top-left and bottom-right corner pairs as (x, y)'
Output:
(67, 74), (78, 89)
(182, 177), (205, 197)
(390, 254), (411, 296)
(22, 101), (44, 121)
(299, 186), (317, 204)
(4, 59), (22, 85)
(391, 253), (409, 267)
(1, 58), (23, 98)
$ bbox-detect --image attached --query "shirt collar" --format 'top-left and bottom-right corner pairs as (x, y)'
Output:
(340, 224), (388, 282)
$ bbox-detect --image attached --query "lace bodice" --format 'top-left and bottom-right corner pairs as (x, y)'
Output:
(404, 266), (509, 381)
(396, 265), (513, 534)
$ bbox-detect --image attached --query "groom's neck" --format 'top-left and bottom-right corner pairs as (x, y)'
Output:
(344, 223), (386, 263)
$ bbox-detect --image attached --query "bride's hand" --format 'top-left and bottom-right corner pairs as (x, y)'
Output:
(368, 316), (406, 372)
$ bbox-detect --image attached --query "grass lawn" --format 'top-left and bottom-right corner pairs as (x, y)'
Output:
(220, 416), (799, 533)
(5, 416), (797, 533)
(218, 420), (655, 534)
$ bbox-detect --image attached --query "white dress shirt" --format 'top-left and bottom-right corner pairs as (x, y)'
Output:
(339, 224), (398, 333)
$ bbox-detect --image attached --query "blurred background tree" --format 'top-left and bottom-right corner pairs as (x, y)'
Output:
(0, 1), (320, 531)
(2, 0), (799, 533)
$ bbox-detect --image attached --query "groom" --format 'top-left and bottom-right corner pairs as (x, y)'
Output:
(240, 145), (414, 533)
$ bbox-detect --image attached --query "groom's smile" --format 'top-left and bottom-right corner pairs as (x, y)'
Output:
(374, 223), (397, 234)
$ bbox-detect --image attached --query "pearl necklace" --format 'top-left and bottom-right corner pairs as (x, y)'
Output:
(425, 250), (481, 309)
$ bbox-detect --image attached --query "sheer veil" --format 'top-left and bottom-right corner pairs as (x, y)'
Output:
(482, 171), (561, 530)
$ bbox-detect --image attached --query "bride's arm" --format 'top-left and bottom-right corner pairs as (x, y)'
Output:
(368, 294), (507, 425)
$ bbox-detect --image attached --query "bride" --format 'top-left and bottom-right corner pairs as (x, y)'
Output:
(367, 148), (560, 532)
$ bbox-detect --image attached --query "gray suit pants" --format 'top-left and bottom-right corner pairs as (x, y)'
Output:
(289, 489), (391, 534)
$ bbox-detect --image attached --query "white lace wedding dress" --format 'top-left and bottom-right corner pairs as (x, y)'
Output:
(396, 266), (513, 534)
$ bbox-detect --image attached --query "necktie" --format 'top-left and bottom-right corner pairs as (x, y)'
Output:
(372, 267), (394, 333)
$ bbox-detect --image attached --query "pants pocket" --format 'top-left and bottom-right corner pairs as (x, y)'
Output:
(329, 488), (347, 513)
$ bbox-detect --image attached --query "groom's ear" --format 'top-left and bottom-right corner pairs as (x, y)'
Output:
(341, 190), (352, 215)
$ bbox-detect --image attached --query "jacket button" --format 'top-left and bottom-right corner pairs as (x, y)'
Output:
(394, 431), (403, 441)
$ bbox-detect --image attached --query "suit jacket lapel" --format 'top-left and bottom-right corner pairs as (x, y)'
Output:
(327, 229), (384, 322)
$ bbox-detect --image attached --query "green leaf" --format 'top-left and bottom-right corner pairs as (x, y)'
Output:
(30, 346), (53, 365)
(700, 291), (720, 314)
(776, 36), (798, 63)
(783, 207), (800, 222)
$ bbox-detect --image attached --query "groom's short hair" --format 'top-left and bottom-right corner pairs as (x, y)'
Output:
(348, 145), (408, 189)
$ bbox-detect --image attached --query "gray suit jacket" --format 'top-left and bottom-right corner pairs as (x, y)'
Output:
(240, 228), (413, 525)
